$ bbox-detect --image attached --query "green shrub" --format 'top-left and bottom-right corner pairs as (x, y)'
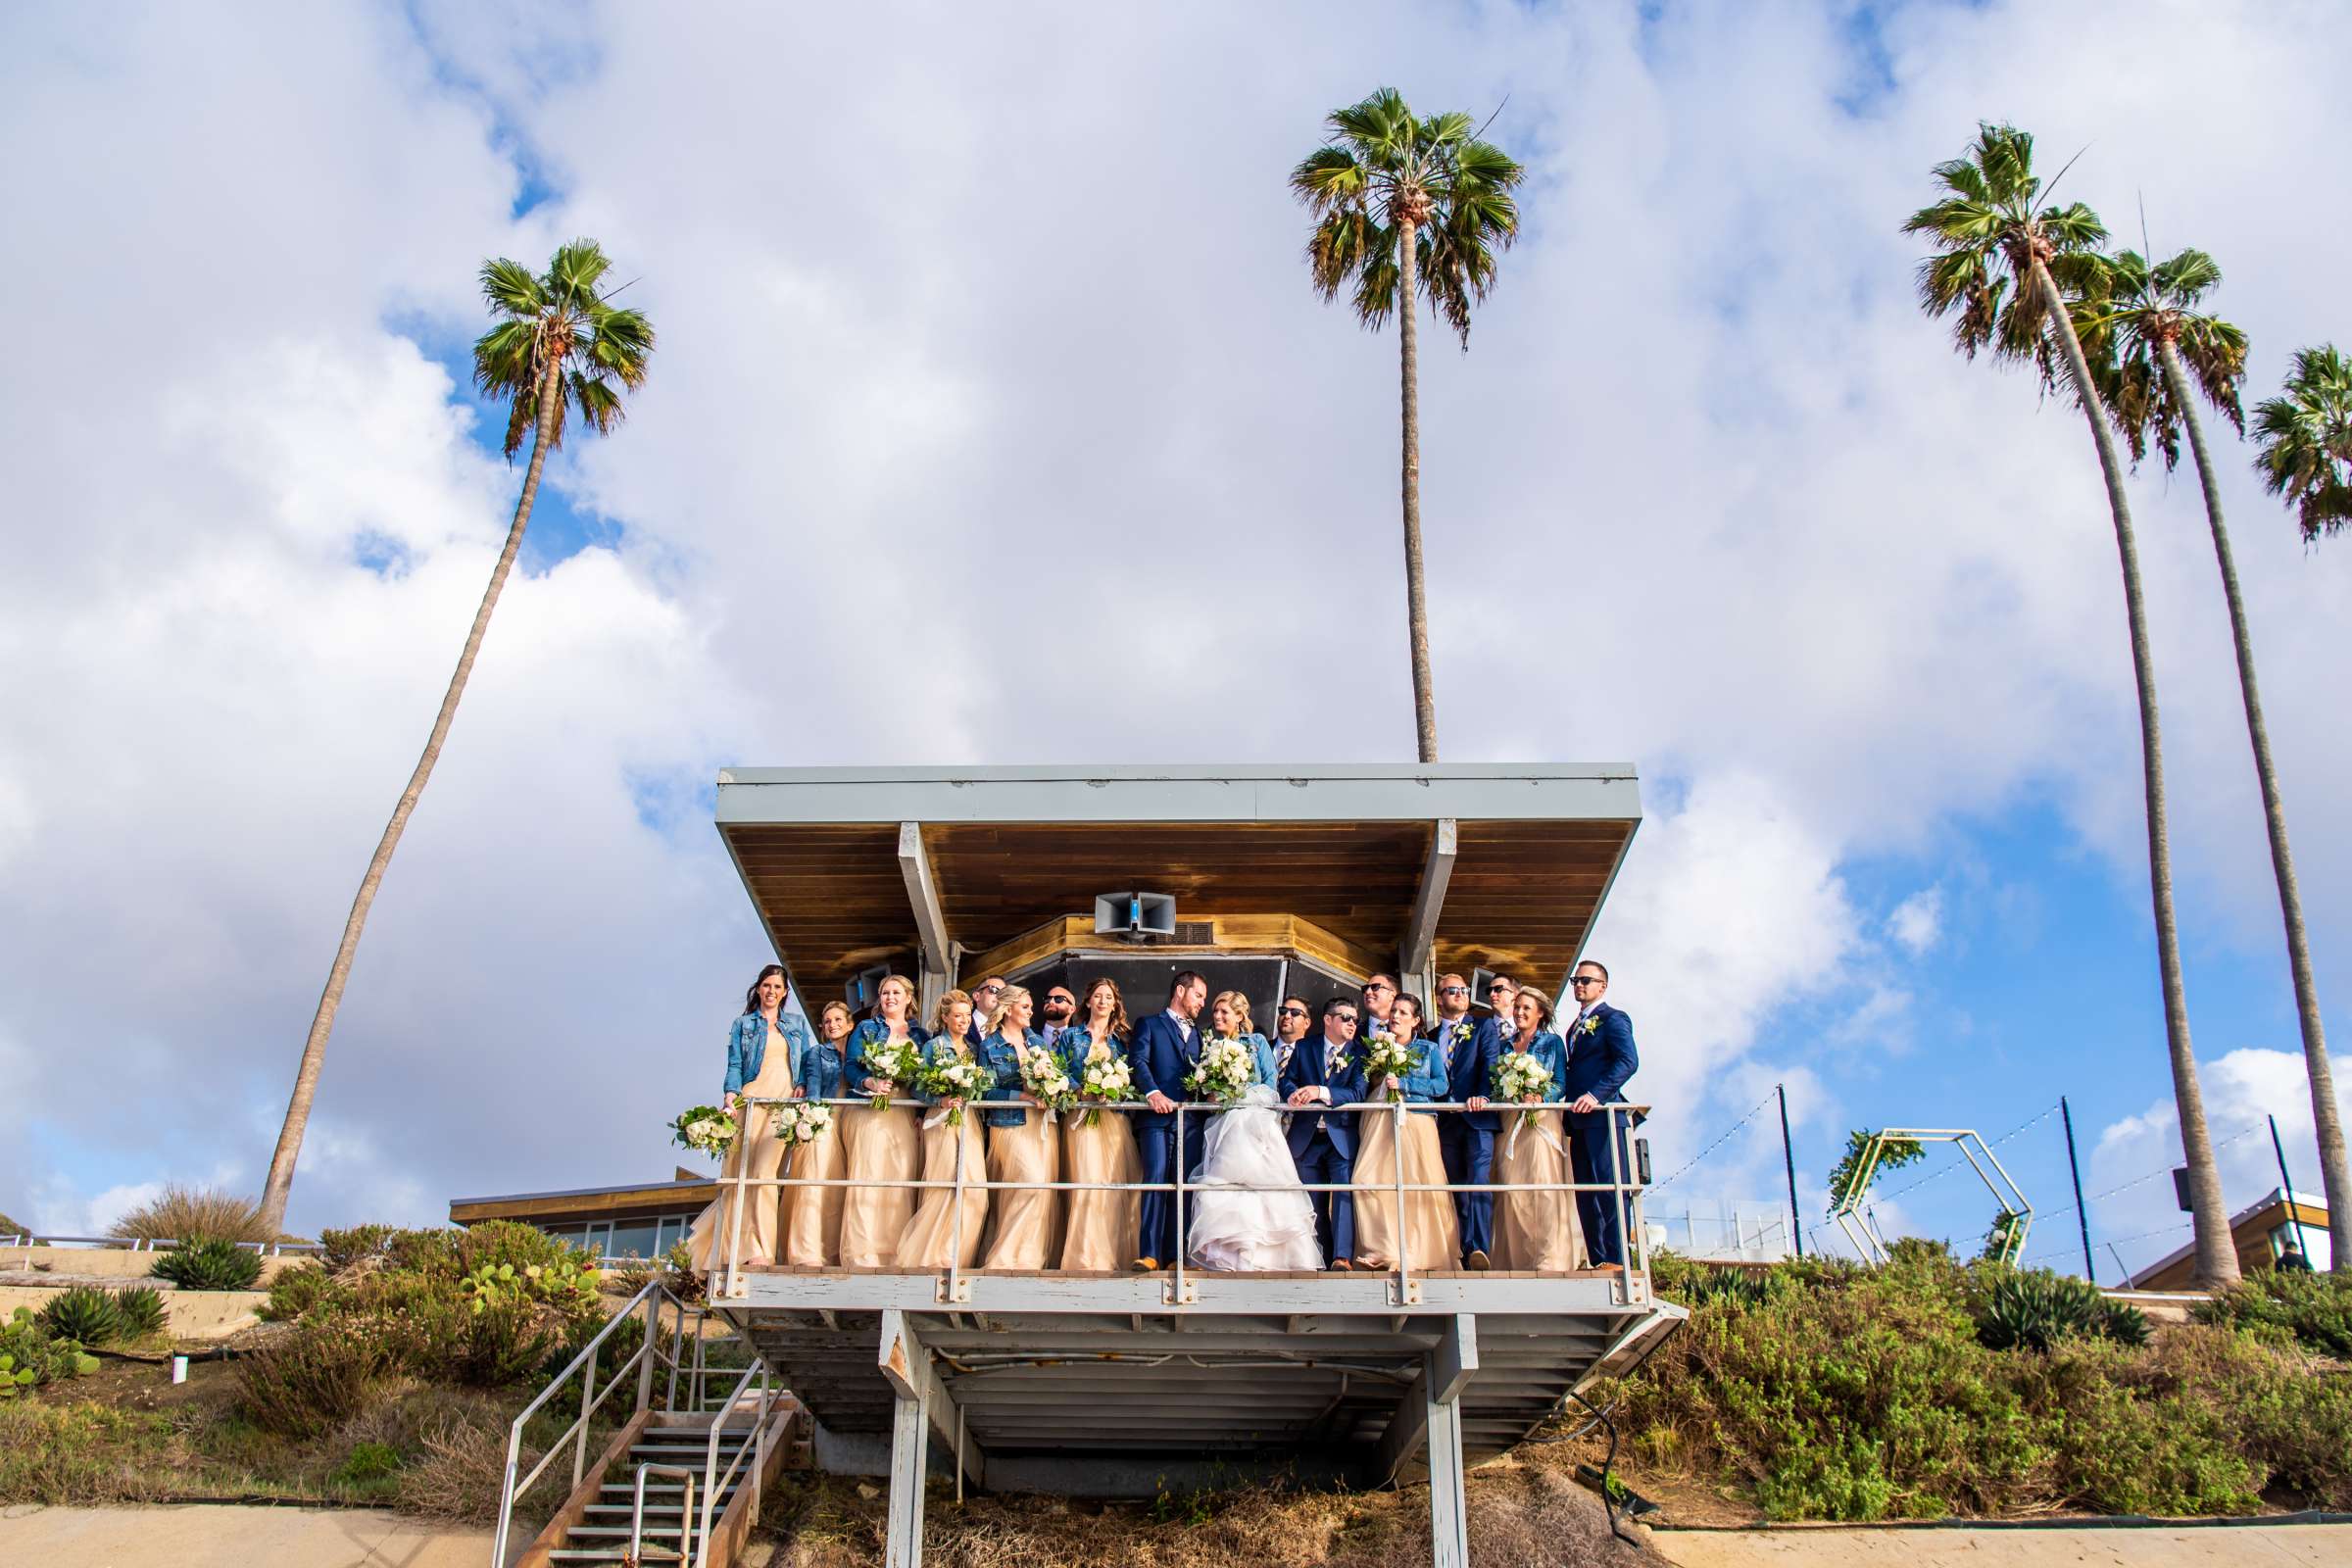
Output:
(330, 1439), (404, 1486)
(110, 1287), (167, 1341)
(37, 1286), (123, 1348)
(454, 1221), (578, 1278)
(2194, 1269), (2352, 1358)
(1973, 1269), (2141, 1352)
(0, 1308), (99, 1397)
(319, 1225), (395, 1273)
(381, 1228), (459, 1278)
(150, 1239), (263, 1292)
(108, 1185), (272, 1246)
(259, 1263), (332, 1323)
(235, 1322), (387, 1438)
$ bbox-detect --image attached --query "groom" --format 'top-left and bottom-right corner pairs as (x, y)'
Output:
(1130, 969), (1209, 1271)
(1281, 996), (1367, 1269)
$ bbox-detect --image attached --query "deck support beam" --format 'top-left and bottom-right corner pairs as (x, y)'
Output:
(1427, 1314), (1476, 1568)
(1400, 818), (1457, 995)
(897, 822), (954, 1013)
(878, 1309), (986, 1496)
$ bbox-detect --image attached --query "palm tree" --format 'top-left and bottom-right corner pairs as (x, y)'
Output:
(1292, 87), (1524, 764)
(2080, 253), (2350, 1274)
(2254, 345), (2352, 543)
(1903, 124), (2238, 1286)
(257, 240), (655, 1233)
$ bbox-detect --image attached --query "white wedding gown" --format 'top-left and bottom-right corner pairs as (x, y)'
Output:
(1186, 1086), (1324, 1272)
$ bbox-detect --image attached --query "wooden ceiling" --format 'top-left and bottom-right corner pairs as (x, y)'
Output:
(722, 813), (1636, 1004)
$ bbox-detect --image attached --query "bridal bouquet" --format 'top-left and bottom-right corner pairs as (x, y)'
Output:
(1186, 1037), (1257, 1104)
(920, 1053), (993, 1126)
(1018, 1047), (1076, 1112)
(773, 1100), (835, 1148)
(1492, 1051), (1553, 1130)
(862, 1035), (928, 1111)
(1077, 1047), (1133, 1126)
(1361, 1035), (1419, 1102)
(668, 1103), (739, 1157)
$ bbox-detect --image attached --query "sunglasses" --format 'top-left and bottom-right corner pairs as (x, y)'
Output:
(1330, 1012), (1359, 1023)
(1277, 1006), (1308, 1018)
(1571, 975), (1603, 986)
(1439, 985), (1468, 995)
(1363, 983), (1396, 995)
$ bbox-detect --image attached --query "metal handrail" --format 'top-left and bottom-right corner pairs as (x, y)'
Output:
(491, 1275), (712, 1568)
(697, 1360), (774, 1567)
(726, 1095), (1654, 1298)
(0, 1235), (326, 1254)
(629, 1461), (697, 1565)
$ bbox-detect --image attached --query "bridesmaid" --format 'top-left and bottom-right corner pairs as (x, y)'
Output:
(838, 974), (925, 1268)
(1350, 992), (1462, 1271)
(1204, 990), (1279, 1087)
(1059, 978), (1141, 1271)
(687, 965), (809, 1271)
(978, 985), (1062, 1270)
(782, 1000), (852, 1266)
(896, 989), (991, 1269)
(1470, 988), (1584, 1271)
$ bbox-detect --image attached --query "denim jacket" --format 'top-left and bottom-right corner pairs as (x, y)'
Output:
(800, 1038), (848, 1102)
(977, 1028), (1057, 1128)
(913, 1033), (986, 1109)
(722, 1010), (813, 1100)
(845, 1018), (930, 1095)
(1200, 1031), (1279, 1093)
(1493, 1031), (1568, 1102)
(1360, 1032), (1452, 1104)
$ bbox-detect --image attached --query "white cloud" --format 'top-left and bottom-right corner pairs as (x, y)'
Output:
(1887, 889), (1943, 957)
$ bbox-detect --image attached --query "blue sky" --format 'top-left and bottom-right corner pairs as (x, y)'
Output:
(3, 0), (2345, 1277)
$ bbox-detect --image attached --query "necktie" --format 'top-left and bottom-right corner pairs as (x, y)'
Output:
(1327, 1046), (1346, 1076)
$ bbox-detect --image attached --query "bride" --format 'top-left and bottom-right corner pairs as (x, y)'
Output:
(1186, 1082), (1323, 1272)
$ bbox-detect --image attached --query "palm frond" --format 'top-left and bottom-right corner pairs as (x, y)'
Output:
(469, 239), (654, 462)
(2252, 343), (2352, 542)
(478, 258), (543, 318)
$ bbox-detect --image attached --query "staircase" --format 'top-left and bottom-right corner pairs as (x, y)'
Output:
(494, 1279), (804, 1568)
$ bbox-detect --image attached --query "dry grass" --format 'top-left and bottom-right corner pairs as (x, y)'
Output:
(398, 1409), (526, 1525)
(108, 1184), (274, 1245)
(758, 1454), (1667, 1568)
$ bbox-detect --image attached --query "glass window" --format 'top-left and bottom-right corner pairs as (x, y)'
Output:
(608, 1221), (659, 1259)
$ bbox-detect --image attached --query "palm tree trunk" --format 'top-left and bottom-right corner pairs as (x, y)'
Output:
(256, 358), (564, 1235)
(2158, 338), (2349, 1271)
(1396, 214), (1439, 764)
(2033, 261), (2238, 1287)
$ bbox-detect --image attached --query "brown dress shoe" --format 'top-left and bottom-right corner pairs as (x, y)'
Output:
(1467, 1250), (1492, 1271)
(1131, 1256), (1159, 1273)
(1330, 1257), (1352, 1271)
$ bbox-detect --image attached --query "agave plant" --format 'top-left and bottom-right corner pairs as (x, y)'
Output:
(151, 1238), (264, 1293)
(37, 1284), (123, 1348)
(111, 1286), (168, 1341)
(1976, 1268), (2144, 1351)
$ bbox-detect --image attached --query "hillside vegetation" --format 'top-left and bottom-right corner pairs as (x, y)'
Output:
(1597, 1250), (2352, 1521)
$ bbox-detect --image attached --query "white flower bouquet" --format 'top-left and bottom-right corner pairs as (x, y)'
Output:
(1019, 1047), (1076, 1112)
(668, 1103), (739, 1157)
(921, 1053), (993, 1126)
(1492, 1050), (1553, 1130)
(1077, 1046), (1133, 1126)
(861, 1035), (928, 1111)
(1185, 1037), (1256, 1104)
(1361, 1035), (1419, 1102)
(773, 1100), (835, 1148)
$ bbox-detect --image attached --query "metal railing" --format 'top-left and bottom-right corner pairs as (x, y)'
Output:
(489, 1275), (738, 1568)
(0, 1234), (325, 1254)
(712, 1094), (1652, 1307)
(628, 1462), (697, 1564)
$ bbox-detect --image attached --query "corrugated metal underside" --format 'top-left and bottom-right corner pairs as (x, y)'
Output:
(728, 1304), (1679, 1466)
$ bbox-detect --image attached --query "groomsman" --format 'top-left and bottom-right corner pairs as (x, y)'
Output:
(1560, 960), (1640, 1265)
(1270, 996), (1313, 1078)
(1432, 972), (1504, 1269)
(1282, 997), (1367, 1268)
(1037, 985), (1078, 1050)
(1359, 974), (1399, 1038)
(1130, 970), (1209, 1270)
(967, 975), (1007, 1046)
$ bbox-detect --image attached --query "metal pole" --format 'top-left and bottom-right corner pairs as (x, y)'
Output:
(1778, 1083), (1802, 1258)
(2271, 1114), (2313, 1262)
(2061, 1097), (2095, 1281)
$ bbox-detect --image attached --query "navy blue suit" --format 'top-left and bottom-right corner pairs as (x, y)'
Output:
(1560, 1002), (1640, 1264)
(1434, 1015), (1504, 1258)
(1129, 1010), (1204, 1263)
(1279, 1032), (1367, 1265)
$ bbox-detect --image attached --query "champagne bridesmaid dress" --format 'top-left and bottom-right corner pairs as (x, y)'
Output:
(1491, 1043), (1586, 1271)
(686, 1025), (794, 1271)
(980, 1035), (1062, 1270)
(782, 1045), (846, 1266)
(1351, 1068), (1462, 1271)
(896, 1042), (990, 1269)
(838, 1025), (920, 1268)
(1059, 1035), (1142, 1271)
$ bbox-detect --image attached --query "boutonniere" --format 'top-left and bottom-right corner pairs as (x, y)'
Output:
(1450, 1021), (1472, 1044)
(1577, 1014), (1600, 1038)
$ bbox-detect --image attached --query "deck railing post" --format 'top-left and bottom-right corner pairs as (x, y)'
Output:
(724, 1096), (754, 1299)
(1393, 1097), (1410, 1304)
(1172, 1102), (1188, 1305)
(573, 1342), (600, 1488)
(946, 1100), (967, 1304)
(635, 1286), (659, 1416)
